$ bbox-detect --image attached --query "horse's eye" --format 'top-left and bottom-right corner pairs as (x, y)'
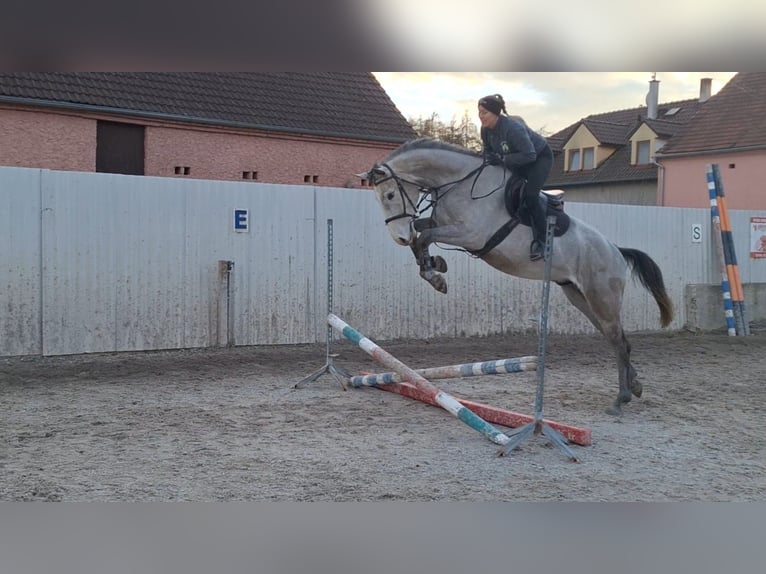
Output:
(385, 192), (395, 201)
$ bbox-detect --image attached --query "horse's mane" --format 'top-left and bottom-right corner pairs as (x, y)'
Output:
(385, 137), (481, 162)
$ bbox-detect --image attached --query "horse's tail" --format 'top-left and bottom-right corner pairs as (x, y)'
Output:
(619, 247), (674, 327)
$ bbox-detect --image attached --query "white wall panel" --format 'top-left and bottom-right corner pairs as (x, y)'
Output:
(229, 182), (316, 345)
(0, 168), (42, 356)
(2, 166), (765, 357)
(41, 172), (195, 355)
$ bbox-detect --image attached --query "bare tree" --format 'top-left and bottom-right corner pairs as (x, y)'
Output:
(408, 111), (482, 151)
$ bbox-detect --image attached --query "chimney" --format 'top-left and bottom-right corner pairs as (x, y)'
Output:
(645, 75), (659, 119)
(700, 77), (712, 102)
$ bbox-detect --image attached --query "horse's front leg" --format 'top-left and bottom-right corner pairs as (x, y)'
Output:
(410, 236), (448, 294)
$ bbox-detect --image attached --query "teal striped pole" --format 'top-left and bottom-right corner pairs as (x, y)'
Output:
(328, 313), (512, 446)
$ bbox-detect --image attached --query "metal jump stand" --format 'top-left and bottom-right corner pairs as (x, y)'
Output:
(295, 219), (350, 389)
(499, 215), (579, 462)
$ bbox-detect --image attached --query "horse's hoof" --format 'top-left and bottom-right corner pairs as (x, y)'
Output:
(429, 275), (448, 294)
(431, 256), (448, 273)
(630, 380), (643, 398)
(605, 404), (622, 416)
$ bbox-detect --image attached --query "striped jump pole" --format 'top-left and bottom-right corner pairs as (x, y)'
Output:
(374, 380), (592, 446)
(712, 164), (750, 336)
(348, 356), (537, 387)
(328, 313), (513, 447)
(706, 165), (737, 337)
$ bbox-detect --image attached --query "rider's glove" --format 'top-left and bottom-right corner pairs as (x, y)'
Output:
(485, 152), (504, 166)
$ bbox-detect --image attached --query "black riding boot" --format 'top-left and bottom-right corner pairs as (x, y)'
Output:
(527, 202), (547, 261)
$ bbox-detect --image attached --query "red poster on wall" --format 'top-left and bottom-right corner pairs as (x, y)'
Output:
(751, 216), (766, 259)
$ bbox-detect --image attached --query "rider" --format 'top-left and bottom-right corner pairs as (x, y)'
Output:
(478, 93), (553, 261)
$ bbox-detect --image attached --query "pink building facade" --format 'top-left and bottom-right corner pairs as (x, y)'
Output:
(0, 105), (398, 188)
(659, 150), (766, 209)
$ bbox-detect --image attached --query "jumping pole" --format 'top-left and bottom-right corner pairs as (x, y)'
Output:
(295, 219), (351, 388)
(712, 164), (750, 335)
(348, 356), (537, 387)
(706, 166), (737, 337)
(499, 215), (579, 461)
(328, 313), (515, 447)
(373, 379), (592, 446)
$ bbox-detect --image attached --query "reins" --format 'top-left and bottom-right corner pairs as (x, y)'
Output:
(374, 159), (504, 225)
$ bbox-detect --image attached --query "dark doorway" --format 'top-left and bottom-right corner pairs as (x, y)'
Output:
(96, 121), (145, 175)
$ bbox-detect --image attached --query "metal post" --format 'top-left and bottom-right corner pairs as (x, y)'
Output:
(295, 219), (350, 388)
(225, 260), (235, 347)
(498, 215), (579, 461)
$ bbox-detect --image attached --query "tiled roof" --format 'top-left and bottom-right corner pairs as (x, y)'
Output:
(547, 95), (703, 186)
(658, 73), (766, 155)
(0, 72), (417, 143)
(547, 141), (658, 187)
(641, 118), (688, 139)
(581, 118), (632, 145)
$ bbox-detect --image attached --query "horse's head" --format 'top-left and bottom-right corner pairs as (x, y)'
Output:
(358, 139), (485, 247)
(356, 162), (421, 246)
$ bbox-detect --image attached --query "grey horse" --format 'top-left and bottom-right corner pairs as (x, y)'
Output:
(360, 138), (673, 415)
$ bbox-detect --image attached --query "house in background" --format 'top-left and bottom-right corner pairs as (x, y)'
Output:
(656, 72), (766, 210)
(0, 72), (416, 188)
(546, 76), (709, 205)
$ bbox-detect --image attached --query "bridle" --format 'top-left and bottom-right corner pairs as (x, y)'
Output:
(371, 163), (423, 225)
(371, 161), (489, 226)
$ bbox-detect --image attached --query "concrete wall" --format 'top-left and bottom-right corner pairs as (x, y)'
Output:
(685, 283), (766, 331)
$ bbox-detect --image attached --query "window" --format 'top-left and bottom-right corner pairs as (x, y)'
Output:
(568, 149), (581, 171)
(174, 166), (190, 175)
(304, 175), (319, 183)
(96, 121), (145, 175)
(242, 171), (258, 180)
(636, 140), (651, 165)
(582, 147), (595, 170)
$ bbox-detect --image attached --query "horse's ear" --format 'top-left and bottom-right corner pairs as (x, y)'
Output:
(355, 167), (386, 185)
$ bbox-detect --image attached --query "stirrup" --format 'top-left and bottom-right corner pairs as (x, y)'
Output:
(530, 240), (543, 261)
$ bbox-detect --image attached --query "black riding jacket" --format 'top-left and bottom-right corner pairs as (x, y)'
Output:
(481, 115), (548, 170)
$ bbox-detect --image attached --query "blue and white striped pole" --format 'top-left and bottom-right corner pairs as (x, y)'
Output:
(328, 313), (512, 446)
(349, 356), (536, 387)
(706, 165), (736, 336)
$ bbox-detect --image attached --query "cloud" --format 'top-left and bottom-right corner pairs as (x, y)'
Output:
(375, 72), (737, 134)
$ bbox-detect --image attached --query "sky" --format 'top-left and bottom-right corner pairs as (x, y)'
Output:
(372, 72), (738, 135)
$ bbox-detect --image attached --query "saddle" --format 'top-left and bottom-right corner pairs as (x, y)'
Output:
(413, 174), (571, 259)
(504, 175), (570, 238)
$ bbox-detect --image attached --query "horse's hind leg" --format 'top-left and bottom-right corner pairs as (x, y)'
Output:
(560, 283), (639, 415)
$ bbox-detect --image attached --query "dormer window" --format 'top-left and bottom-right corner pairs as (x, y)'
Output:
(567, 147), (595, 171)
(582, 147), (595, 170)
(636, 140), (651, 164)
(562, 124), (605, 172)
(569, 149), (581, 171)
